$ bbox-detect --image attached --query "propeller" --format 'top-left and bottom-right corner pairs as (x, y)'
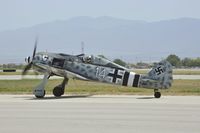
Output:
(22, 38), (38, 75)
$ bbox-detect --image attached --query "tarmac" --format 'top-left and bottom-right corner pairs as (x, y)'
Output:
(0, 95), (199, 133)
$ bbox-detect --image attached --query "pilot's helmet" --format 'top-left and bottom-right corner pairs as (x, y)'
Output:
(86, 55), (92, 63)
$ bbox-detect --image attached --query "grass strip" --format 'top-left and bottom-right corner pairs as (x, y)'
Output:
(0, 79), (199, 95)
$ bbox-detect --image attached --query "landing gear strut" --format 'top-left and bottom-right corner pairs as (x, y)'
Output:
(154, 89), (161, 98)
(53, 77), (69, 97)
(34, 74), (49, 98)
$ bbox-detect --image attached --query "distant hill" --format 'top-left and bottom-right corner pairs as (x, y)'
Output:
(0, 16), (200, 63)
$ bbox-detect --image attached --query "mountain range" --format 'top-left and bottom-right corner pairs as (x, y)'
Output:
(0, 16), (200, 63)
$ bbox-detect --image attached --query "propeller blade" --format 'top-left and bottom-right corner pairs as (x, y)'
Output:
(22, 37), (38, 76)
(22, 63), (32, 75)
(32, 37), (38, 59)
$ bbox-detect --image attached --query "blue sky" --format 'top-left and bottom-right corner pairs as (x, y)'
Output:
(0, 0), (199, 31)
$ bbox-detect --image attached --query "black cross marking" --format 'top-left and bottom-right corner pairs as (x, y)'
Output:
(108, 69), (123, 83)
(155, 66), (164, 75)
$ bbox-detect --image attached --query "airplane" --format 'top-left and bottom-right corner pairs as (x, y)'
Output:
(23, 40), (173, 99)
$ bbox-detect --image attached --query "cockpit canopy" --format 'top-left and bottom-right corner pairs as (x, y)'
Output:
(81, 55), (127, 70)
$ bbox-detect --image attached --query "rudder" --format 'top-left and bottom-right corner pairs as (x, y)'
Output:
(139, 60), (173, 89)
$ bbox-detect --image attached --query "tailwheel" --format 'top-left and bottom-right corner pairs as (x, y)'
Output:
(53, 86), (64, 97)
(154, 90), (161, 98)
(35, 90), (46, 98)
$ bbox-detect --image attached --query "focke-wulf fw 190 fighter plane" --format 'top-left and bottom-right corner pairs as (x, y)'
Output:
(23, 41), (173, 99)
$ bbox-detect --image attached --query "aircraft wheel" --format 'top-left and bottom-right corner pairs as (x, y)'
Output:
(154, 92), (161, 98)
(53, 86), (64, 97)
(35, 90), (45, 98)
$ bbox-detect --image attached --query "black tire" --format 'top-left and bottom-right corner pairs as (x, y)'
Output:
(53, 86), (64, 97)
(35, 90), (45, 98)
(154, 92), (161, 98)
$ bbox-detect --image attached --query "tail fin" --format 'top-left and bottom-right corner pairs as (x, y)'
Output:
(139, 60), (173, 89)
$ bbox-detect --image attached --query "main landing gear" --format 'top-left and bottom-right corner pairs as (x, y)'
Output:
(34, 74), (49, 98)
(53, 77), (69, 97)
(154, 89), (161, 98)
(33, 74), (69, 98)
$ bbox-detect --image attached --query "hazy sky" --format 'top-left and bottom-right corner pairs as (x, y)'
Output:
(0, 0), (199, 31)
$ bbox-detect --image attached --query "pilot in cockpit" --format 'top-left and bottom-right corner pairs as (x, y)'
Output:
(82, 55), (93, 63)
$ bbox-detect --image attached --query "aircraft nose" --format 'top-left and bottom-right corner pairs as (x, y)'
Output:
(25, 56), (31, 63)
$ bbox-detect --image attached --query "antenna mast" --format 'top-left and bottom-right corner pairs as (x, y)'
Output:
(81, 41), (85, 54)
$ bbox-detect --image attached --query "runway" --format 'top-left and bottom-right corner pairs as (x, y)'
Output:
(0, 95), (199, 133)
